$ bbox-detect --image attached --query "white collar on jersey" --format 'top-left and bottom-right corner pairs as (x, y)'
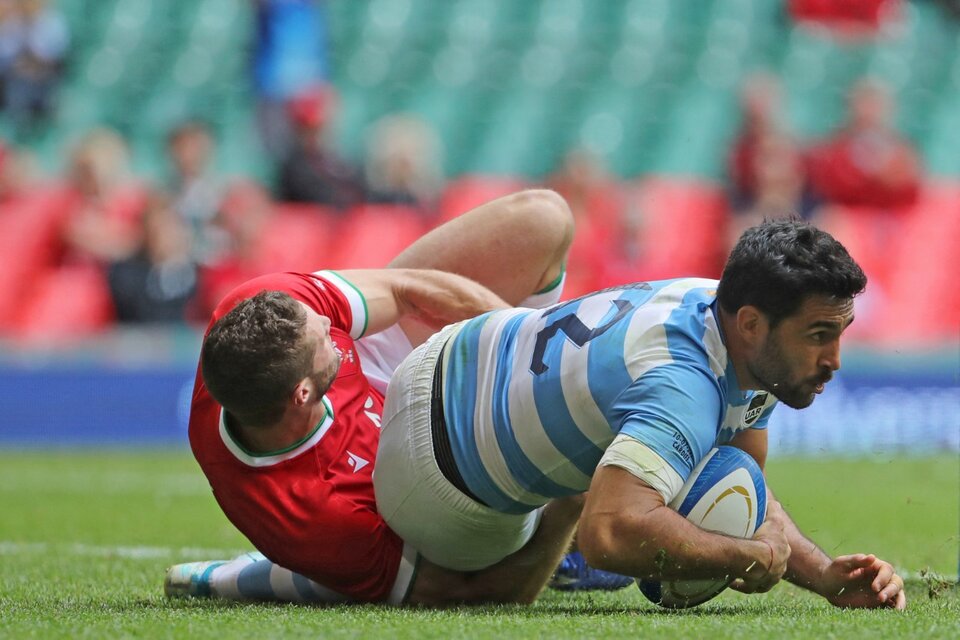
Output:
(218, 396), (335, 467)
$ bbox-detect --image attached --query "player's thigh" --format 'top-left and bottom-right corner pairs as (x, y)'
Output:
(387, 189), (572, 306)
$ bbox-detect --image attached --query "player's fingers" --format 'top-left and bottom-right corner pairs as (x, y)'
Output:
(870, 563), (895, 593)
(893, 589), (907, 611)
(836, 554), (872, 571)
(844, 566), (865, 580)
(878, 579), (901, 604)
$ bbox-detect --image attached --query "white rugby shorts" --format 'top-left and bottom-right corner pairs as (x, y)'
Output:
(355, 324), (413, 395)
(373, 322), (543, 572)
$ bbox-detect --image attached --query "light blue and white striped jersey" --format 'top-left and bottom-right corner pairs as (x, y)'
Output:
(440, 278), (778, 515)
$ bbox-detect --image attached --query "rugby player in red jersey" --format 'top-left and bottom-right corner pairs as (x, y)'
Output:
(169, 190), (588, 605)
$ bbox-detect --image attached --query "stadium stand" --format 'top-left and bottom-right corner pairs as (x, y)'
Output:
(0, 0), (956, 346)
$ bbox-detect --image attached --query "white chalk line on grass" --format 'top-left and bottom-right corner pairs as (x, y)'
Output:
(0, 541), (247, 560)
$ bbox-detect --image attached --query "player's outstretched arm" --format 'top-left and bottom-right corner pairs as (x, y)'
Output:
(771, 495), (907, 610)
(729, 430), (906, 609)
(577, 465), (790, 590)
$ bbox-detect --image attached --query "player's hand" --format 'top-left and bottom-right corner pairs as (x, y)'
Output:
(730, 500), (790, 593)
(819, 554), (907, 610)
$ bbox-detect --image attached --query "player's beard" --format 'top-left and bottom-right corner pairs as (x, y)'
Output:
(310, 355), (341, 397)
(748, 333), (829, 410)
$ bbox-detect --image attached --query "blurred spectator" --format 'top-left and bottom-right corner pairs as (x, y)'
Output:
(165, 119), (228, 264)
(364, 113), (444, 215)
(0, 0), (69, 134)
(807, 78), (921, 210)
(254, 0), (330, 160)
(932, 0), (960, 21)
(277, 85), (366, 209)
(729, 73), (797, 208)
(788, 0), (901, 38)
(0, 138), (36, 204)
(57, 128), (146, 265)
(728, 131), (815, 248)
(547, 148), (632, 298)
(726, 73), (815, 248)
(0, 0), (17, 105)
(194, 180), (274, 319)
(107, 192), (198, 324)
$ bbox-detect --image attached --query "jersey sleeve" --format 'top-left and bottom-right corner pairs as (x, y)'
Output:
(612, 363), (724, 482)
(598, 433), (685, 503)
(749, 394), (778, 430)
(209, 271), (368, 339)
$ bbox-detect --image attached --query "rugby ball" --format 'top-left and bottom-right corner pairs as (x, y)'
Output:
(637, 446), (766, 609)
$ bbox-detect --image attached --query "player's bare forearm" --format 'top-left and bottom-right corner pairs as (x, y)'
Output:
(583, 503), (772, 581)
(337, 268), (509, 335)
(775, 496), (907, 609)
(776, 497), (832, 595)
(578, 466), (777, 585)
(393, 269), (510, 328)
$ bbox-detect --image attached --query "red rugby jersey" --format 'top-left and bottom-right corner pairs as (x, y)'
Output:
(188, 270), (416, 603)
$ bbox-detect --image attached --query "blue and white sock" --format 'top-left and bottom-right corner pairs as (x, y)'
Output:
(203, 552), (352, 604)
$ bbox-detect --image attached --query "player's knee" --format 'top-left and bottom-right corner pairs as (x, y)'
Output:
(511, 189), (574, 255)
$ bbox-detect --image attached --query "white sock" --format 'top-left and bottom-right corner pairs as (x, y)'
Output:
(520, 271), (566, 309)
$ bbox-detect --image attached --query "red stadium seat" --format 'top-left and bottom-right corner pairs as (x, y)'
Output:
(811, 204), (904, 343)
(0, 190), (70, 331)
(252, 204), (340, 273)
(437, 175), (531, 224)
(12, 265), (115, 343)
(877, 182), (960, 345)
(332, 204), (428, 269)
(624, 177), (729, 281)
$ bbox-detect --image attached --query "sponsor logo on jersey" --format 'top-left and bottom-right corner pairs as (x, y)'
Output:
(332, 340), (355, 364)
(742, 392), (768, 427)
(363, 395), (382, 428)
(346, 451), (369, 473)
(672, 433), (693, 465)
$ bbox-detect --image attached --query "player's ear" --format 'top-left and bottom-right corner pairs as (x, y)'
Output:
(291, 378), (312, 406)
(735, 305), (766, 345)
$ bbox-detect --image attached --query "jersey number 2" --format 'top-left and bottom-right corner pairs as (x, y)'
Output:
(530, 299), (634, 374)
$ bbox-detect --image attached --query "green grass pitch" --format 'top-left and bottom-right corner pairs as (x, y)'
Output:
(1, 451), (956, 639)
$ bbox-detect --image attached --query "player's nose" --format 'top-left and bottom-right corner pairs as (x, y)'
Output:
(818, 338), (841, 371)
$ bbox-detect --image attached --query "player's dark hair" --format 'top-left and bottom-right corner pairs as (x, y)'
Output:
(201, 291), (316, 428)
(717, 219), (867, 328)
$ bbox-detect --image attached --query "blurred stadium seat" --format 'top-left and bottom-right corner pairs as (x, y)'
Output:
(253, 203), (340, 273)
(12, 265), (115, 343)
(880, 181), (960, 344)
(627, 177), (729, 280)
(0, 192), (66, 331)
(0, 0), (956, 347)
(331, 204), (428, 269)
(437, 174), (532, 223)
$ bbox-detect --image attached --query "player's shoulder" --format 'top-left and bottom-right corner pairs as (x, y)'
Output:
(651, 277), (719, 305)
(624, 278), (723, 354)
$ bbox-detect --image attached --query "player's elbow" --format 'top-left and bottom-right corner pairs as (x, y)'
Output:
(578, 514), (628, 574)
